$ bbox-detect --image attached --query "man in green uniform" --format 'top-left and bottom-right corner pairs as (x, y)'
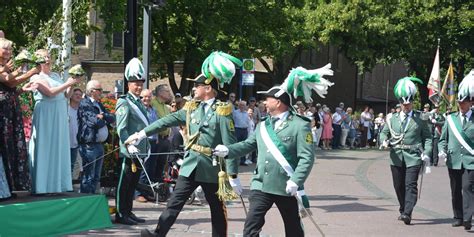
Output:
(115, 58), (150, 225)
(380, 77), (433, 225)
(438, 70), (474, 230)
(126, 51), (242, 237)
(214, 65), (335, 236)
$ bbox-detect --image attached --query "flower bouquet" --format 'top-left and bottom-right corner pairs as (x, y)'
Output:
(68, 64), (85, 77)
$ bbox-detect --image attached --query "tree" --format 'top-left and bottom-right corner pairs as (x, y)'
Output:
(306, 1), (474, 103)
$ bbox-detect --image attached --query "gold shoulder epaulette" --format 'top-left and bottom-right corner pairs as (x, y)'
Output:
(215, 101), (233, 116)
(183, 100), (199, 111)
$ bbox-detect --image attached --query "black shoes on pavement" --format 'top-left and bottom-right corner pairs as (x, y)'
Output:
(130, 212), (146, 223)
(464, 221), (472, 230)
(141, 228), (159, 237)
(115, 213), (146, 225)
(400, 214), (411, 225)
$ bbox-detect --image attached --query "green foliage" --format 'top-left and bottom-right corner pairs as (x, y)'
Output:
(95, 0), (126, 52)
(306, 0), (474, 79)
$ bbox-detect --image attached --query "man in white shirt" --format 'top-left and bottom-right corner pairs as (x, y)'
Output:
(233, 100), (250, 165)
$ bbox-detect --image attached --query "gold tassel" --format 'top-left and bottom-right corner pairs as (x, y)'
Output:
(131, 162), (137, 173)
(216, 156), (238, 201)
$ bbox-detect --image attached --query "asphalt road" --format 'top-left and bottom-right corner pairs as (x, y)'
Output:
(71, 149), (473, 236)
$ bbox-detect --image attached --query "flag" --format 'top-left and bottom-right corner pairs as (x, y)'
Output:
(427, 47), (441, 105)
(440, 62), (456, 107)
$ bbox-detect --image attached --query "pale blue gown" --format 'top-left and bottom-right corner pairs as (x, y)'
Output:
(29, 72), (72, 194)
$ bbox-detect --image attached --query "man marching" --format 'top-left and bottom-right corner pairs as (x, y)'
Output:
(438, 69), (474, 231)
(380, 77), (433, 225)
(126, 51), (242, 237)
(214, 65), (334, 236)
(115, 58), (150, 225)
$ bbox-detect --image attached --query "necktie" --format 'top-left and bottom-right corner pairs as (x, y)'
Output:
(135, 98), (147, 115)
(401, 114), (409, 131)
(199, 102), (207, 119)
(462, 114), (468, 129)
(271, 116), (279, 129)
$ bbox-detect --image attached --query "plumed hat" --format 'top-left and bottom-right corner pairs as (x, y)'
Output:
(189, 51), (243, 90)
(125, 58), (145, 82)
(258, 64), (334, 106)
(393, 77), (423, 104)
(457, 69), (474, 102)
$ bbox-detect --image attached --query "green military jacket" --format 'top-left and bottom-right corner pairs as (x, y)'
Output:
(431, 112), (445, 139)
(116, 93), (151, 158)
(143, 99), (238, 183)
(380, 110), (433, 167)
(438, 110), (474, 170)
(227, 112), (314, 196)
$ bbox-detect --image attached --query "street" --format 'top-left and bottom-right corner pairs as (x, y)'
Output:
(73, 149), (472, 236)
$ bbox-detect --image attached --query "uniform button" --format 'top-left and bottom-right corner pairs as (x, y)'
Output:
(461, 146), (464, 149)
(267, 150), (270, 153)
(265, 161), (269, 164)
(265, 172), (268, 175)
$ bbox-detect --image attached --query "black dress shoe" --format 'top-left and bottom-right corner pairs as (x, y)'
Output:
(464, 221), (472, 230)
(400, 214), (411, 225)
(115, 215), (138, 225)
(452, 219), (463, 227)
(130, 212), (146, 223)
(140, 229), (158, 237)
(397, 215), (402, 221)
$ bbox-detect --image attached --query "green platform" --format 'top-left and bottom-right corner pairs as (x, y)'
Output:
(0, 193), (112, 237)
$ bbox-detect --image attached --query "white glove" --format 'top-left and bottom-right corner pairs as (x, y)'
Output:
(229, 177), (242, 195)
(431, 119), (437, 124)
(124, 130), (147, 145)
(213, 144), (229, 157)
(380, 140), (389, 149)
(176, 159), (184, 166)
(127, 145), (139, 155)
(285, 180), (298, 196)
(421, 153), (430, 162)
(425, 166), (432, 174)
(438, 151), (447, 160)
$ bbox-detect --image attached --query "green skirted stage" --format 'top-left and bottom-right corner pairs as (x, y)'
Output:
(0, 193), (112, 237)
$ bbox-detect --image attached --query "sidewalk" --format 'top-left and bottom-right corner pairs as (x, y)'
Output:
(71, 149), (473, 236)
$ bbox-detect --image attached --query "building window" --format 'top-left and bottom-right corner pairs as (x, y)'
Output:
(75, 34), (86, 46)
(112, 32), (123, 48)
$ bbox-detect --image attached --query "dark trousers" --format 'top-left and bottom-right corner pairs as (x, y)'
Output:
(360, 126), (368, 147)
(116, 157), (141, 217)
(448, 167), (474, 222)
(431, 138), (439, 165)
(390, 163), (421, 217)
(235, 128), (248, 164)
(155, 171), (227, 237)
(244, 190), (303, 237)
(332, 124), (342, 149)
(155, 137), (170, 182)
(135, 141), (159, 197)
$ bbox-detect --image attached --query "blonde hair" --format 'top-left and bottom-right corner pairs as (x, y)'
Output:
(0, 38), (12, 49)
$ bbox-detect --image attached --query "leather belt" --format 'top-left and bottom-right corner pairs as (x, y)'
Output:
(190, 144), (213, 157)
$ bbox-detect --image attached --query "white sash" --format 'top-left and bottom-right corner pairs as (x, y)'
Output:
(260, 123), (307, 197)
(126, 98), (151, 159)
(447, 115), (474, 155)
(126, 98), (149, 126)
(260, 122), (294, 176)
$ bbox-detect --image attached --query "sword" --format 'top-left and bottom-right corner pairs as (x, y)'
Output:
(418, 160), (425, 200)
(239, 195), (248, 217)
(127, 145), (158, 199)
(295, 196), (325, 237)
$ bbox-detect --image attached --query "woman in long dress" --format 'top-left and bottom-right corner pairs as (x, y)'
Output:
(321, 107), (333, 150)
(26, 49), (80, 194)
(0, 38), (40, 199)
